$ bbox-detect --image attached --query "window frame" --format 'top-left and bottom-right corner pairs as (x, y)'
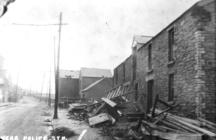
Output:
(148, 44), (152, 70)
(168, 73), (174, 101)
(168, 28), (174, 62)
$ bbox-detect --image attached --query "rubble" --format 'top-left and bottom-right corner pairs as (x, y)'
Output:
(50, 126), (78, 138)
(67, 103), (88, 121)
(88, 113), (114, 127)
(66, 85), (216, 140)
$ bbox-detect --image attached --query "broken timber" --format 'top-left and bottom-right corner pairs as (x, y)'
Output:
(101, 97), (117, 107)
(88, 113), (113, 126)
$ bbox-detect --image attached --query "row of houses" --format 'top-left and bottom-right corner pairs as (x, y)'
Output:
(112, 0), (216, 122)
(59, 0), (216, 122)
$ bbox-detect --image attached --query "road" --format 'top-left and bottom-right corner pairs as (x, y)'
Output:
(0, 97), (51, 139)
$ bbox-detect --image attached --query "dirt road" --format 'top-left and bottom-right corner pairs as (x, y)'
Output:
(0, 97), (51, 139)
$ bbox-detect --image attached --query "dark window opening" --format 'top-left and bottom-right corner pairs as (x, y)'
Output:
(148, 44), (152, 70)
(168, 28), (174, 61)
(147, 80), (154, 113)
(134, 83), (139, 101)
(132, 55), (137, 81)
(123, 63), (125, 82)
(115, 69), (118, 85)
(168, 74), (174, 101)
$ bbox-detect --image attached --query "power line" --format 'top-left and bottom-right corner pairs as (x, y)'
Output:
(12, 23), (68, 26)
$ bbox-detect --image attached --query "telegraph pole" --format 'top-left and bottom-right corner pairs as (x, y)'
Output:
(15, 72), (19, 102)
(12, 12), (66, 119)
(53, 12), (62, 119)
(40, 73), (46, 101)
(48, 65), (51, 107)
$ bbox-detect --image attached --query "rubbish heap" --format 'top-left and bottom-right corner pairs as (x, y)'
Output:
(67, 84), (216, 140)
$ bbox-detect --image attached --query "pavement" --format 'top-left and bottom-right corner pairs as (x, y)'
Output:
(51, 109), (113, 140)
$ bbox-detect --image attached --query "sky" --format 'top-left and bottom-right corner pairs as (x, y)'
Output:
(0, 0), (199, 93)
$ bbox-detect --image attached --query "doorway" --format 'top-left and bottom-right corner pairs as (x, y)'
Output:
(147, 80), (154, 113)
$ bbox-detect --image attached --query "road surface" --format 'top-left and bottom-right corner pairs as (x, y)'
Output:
(0, 97), (51, 139)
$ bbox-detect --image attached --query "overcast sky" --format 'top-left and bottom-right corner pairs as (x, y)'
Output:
(0, 0), (199, 93)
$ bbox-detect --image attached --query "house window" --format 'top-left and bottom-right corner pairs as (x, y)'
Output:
(148, 44), (152, 70)
(132, 54), (136, 81)
(168, 28), (174, 61)
(147, 80), (154, 113)
(134, 83), (139, 101)
(123, 63), (125, 82)
(115, 69), (118, 85)
(168, 74), (174, 101)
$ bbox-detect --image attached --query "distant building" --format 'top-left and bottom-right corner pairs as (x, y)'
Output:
(59, 70), (80, 100)
(82, 77), (113, 101)
(79, 67), (112, 98)
(0, 55), (7, 102)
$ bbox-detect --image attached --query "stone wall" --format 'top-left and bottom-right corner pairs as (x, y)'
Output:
(112, 0), (216, 122)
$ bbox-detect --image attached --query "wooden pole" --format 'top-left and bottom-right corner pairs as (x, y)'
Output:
(53, 12), (62, 119)
(15, 72), (19, 101)
(40, 73), (46, 101)
(48, 66), (51, 107)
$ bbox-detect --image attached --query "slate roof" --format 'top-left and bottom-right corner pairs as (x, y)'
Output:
(59, 70), (80, 79)
(132, 35), (152, 46)
(80, 67), (112, 78)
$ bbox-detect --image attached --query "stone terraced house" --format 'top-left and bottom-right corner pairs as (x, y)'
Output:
(113, 0), (216, 122)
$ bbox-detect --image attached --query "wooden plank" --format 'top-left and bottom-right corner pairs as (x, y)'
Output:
(168, 117), (216, 136)
(155, 109), (216, 136)
(88, 113), (111, 126)
(109, 90), (115, 99)
(154, 109), (199, 126)
(160, 120), (190, 133)
(118, 86), (123, 96)
(198, 117), (216, 128)
(169, 115), (202, 127)
(106, 91), (111, 99)
(107, 90), (112, 99)
(101, 97), (117, 107)
(92, 102), (106, 116)
(150, 131), (203, 140)
(111, 88), (117, 98)
(119, 86), (124, 96)
(164, 119), (199, 133)
(121, 96), (129, 102)
(113, 86), (121, 98)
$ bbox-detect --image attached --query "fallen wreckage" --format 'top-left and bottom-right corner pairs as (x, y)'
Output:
(67, 84), (216, 140)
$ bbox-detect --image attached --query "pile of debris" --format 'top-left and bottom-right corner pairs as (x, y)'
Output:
(139, 109), (216, 140)
(67, 103), (88, 121)
(67, 85), (216, 140)
(50, 126), (78, 138)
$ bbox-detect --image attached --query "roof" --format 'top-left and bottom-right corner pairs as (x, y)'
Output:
(80, 67), (112, 78)
(59, 70), (80, 79)
(132, 35), (152, 49)
(137, 0), (214, 51)
(82, 78), (105, 92)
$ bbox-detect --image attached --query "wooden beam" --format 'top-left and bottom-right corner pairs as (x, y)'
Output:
(101, 97), (117, 107)
(88, 113), (111, 126)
